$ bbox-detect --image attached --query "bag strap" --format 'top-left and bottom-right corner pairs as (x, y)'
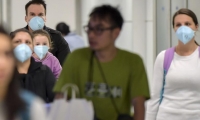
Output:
(163, 47), (175, 74)
(61, 84), (79, 99)
(88, 51), (95, 83)
(95, 55), (120, 115)
(159, 47), (175, 104)
(160, 46), (200, 104)
(163, 46), (200, 76)
(88, 51), (120, 115)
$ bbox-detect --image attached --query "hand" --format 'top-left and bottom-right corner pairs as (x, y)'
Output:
(54, 92), (64, 99)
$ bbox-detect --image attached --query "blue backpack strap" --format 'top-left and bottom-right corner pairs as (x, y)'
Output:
(19, 90), (36, 120)
(159, 47), (175, 104)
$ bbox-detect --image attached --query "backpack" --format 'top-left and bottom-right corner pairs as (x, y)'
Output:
(159, 47), (200, 104)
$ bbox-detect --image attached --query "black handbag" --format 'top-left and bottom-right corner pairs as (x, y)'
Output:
(89, 51), (134, 120)
(94, 114), (133, 120)
(117, 114), (133, 120)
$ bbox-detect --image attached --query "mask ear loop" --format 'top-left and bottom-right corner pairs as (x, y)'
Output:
(193, 25), (199, 46)
(194, 30), (197, 36)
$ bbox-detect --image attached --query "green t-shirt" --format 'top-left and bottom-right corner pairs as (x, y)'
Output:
(54, 48), (150, 120)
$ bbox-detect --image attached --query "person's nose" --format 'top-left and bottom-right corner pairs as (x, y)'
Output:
(88, 30), (96, 40)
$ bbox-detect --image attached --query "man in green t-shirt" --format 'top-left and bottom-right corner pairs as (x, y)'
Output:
(54, 5), (150, 120)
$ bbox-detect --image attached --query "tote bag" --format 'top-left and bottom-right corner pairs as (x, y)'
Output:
(47, 84), (94, 120)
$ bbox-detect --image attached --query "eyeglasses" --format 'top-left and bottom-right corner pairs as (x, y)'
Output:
(83, 25), (116, 36)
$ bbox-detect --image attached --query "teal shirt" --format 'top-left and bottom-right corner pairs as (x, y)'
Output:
(54, 48), (150, 120)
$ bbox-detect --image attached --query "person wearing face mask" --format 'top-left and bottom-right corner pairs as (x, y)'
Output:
(10, 28), (56, 103)
(146, 8), (200, 120)
(32, 29), (62, 79)
(0, 26), (47, 120)
(11, 0), (70, 66)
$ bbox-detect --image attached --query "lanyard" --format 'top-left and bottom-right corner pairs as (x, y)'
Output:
(88, 51), (120, 115)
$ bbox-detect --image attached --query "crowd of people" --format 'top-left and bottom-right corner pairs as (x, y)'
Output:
(0, 0), (200, 120)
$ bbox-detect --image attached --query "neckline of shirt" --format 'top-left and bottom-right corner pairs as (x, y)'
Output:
(174, 47), (199, 60)
(98, 48), (121, 65)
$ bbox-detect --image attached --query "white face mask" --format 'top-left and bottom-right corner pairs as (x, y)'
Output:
(29, 16), (45, 31)
(14, 44), (32, 63)
(176, 26), (195, 44)
(34, 45), (49, 60)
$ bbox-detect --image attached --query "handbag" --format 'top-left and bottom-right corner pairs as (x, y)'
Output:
(47, 84), (94, 120)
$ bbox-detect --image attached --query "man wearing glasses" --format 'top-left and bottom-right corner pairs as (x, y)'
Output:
(54, 5), (150, 120)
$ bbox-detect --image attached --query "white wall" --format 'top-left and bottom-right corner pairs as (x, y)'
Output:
(1, 0), (11, 30)
(188, 0), (200, 44)
(10, 0), (76, 31)
(156, 0), (200, 54)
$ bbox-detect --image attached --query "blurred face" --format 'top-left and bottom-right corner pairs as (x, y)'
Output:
(25, 4), (46, 24)
(86, 17), (120, 51)
(173, 14), (198, 32)
(11, 32), (33, 51)
(0, 34), (15, 89)
(33, 35), (50, 48)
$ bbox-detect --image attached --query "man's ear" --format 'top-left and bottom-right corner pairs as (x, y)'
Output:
(196, 24), (199, 31)
(25, 16), (28, 23)
(113, 28), (121, 40)
(44, 16), (47, 22)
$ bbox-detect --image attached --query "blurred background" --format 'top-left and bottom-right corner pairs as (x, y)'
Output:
(1, 0), (200, 86)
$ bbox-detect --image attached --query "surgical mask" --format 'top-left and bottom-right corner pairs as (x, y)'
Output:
(176, 26), (195, 44)
(14, 44), (32, 63)
(29, 16), (45, 31)
(34, 45), (49, 60)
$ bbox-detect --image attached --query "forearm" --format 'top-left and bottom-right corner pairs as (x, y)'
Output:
(132, 96), (146, 120)
(133, 103), (145, 120)
(54, 92), (64, 99)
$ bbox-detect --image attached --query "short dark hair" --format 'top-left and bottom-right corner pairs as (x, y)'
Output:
(10, 28), (33, 41)
(56, 22), (70, 36)
(89, 5), (124, 29)
(25, 0), (47, 15)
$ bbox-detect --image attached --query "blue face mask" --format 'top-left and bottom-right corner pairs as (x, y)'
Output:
(14, 44), (32, 63)
(176, 26), (195, 44)
(29, 16), (45, 31)
(34, 45), (49, 60)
